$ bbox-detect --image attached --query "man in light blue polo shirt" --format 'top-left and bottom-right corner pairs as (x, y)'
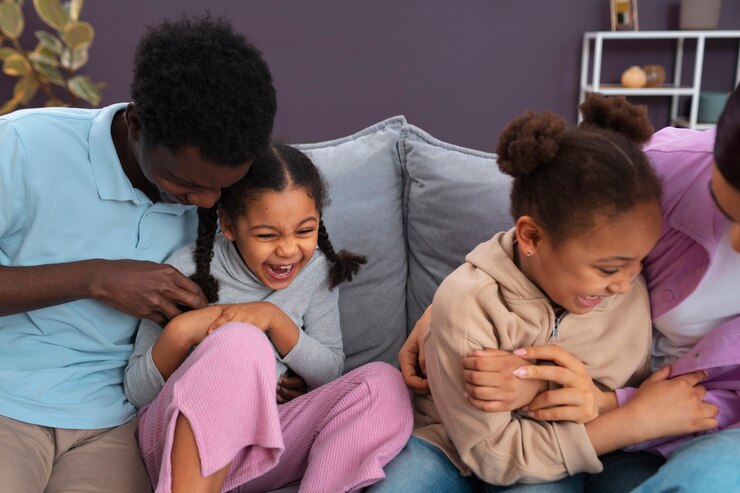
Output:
(0, 15), (276, 492)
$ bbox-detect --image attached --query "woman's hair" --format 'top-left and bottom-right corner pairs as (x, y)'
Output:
(131, 14), (276, 165)
(715, 82), (740, 189)
(191, 144), (367, 303)
(496, 93), (662, 245)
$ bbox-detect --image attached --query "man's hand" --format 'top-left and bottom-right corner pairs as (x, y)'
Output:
(462, 348), (546, 412)
(399, 306), (432, 394)
(91, 259), (207, 324)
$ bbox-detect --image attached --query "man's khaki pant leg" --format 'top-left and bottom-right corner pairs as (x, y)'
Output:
(46, 418), (152, 493)
(0, 416), (54, 493)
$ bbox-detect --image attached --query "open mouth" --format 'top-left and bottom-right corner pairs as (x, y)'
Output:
(578, 295), (606, 308)
(265, 264), (295, 280)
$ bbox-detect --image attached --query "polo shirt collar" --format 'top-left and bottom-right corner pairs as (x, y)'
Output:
(87, 103), (190, 216)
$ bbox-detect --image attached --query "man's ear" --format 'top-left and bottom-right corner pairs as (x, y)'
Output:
(515, 215), (543, 257)
(125, 103), (142, 141)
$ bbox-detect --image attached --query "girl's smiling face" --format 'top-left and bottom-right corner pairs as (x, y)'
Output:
(517, 201), (663, 315)
(220, 187), (319, 290)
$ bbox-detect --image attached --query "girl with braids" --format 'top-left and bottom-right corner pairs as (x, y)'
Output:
(124, 144), (413, 493)
(372, 94), (716, 493)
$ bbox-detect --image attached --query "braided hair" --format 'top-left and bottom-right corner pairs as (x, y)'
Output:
(190, 144), (366, 302)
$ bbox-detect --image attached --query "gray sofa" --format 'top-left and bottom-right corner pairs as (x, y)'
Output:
(298, 115), (513, 374)
(267, 117), (513, 491)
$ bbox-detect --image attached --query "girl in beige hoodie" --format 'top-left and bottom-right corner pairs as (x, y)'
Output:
(371, 95), (715, 492)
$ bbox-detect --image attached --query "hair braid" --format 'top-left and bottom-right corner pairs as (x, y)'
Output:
(190, 206), (220, 303)
(317, 218), (367, 289)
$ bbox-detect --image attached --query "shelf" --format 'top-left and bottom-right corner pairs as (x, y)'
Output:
(672, 117), (716, 130)
(583, 84), (695, 96)
(579, 30), (740, 129)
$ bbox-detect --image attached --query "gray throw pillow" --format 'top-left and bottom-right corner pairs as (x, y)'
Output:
(400, 124), (514, 330)
(296, 116), (407, 372)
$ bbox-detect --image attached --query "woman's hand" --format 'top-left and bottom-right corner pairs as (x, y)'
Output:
(506, 345), (609, 424)
(398, 306), (432, 394)
(625, 366), (718, 440)
(462, 348), (546, 412)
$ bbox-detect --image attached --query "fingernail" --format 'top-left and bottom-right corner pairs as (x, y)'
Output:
(522, 405), (529, 412)
(527, 411), (535, 418)
(513, 348), (527, 356)
(512, 368), (527, 377)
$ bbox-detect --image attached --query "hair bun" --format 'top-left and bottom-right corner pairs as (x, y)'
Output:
(496, 111), (566, 177)
(579, 93), (653, 144)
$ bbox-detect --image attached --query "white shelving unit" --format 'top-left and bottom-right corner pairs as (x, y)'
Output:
(579, 30), (740, 130)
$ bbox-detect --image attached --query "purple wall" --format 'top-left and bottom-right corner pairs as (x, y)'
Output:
(3, 0), (740, 151)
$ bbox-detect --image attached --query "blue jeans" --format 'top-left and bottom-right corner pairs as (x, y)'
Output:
(367, 437), (664, 493)
(486, 450), (663, 493)
(631, 429), (740, 492)
(366, 436), (481, 493)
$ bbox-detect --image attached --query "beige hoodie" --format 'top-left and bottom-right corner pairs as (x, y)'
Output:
(413, 228), (652, 485)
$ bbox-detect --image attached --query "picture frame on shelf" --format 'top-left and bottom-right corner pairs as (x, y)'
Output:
(611, 0), (639, 31)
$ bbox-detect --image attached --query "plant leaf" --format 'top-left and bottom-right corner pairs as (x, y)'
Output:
(45, 98), (66, 107)
(14, 75), (39, 104)
(0, 47), (21, 60)
(0, 0), (25, 39)
(0, 96), (21, 115)
(67, 0), (83, 22)
(67, 74), (100, 106)
(3, 52), (30, 76)
(33, 0), (69, 32)
(28, 50), (58, 67)
(35, 30), (64, 55)
(69, 44), (87, 70)
(33, 59), (65, 85)
(62, 21), (93, 49)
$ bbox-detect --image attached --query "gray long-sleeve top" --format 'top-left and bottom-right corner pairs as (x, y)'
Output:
(124, 234), (344, 409)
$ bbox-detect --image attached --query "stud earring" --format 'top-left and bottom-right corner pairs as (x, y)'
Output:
(526, 249), (533, 257)
(224, 233), (233, 241)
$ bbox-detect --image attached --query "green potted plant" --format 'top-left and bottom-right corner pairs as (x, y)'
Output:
(0, 0), (104, 115)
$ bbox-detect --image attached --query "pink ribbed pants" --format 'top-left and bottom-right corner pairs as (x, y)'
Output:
(137, 323), (413, 493)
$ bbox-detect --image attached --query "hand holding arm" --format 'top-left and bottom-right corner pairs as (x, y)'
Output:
(506, 345), (613, 423)
(585, 367), (718, 455)
(462, 348), (546, 412)
(151, 305), (226, 380)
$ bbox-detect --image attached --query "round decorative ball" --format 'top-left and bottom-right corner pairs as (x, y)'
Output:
(643, 64), (666, 87)
(621, 66), (647, 88)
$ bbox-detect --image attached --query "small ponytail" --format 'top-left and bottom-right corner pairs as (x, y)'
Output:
(317, 218), (367, 289)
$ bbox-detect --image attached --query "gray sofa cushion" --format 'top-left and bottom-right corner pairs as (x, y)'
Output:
(400, 124), (514, 330)
(296, 116), (408, 372)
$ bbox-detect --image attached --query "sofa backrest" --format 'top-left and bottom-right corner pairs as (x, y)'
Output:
(298, 117), (513, 372)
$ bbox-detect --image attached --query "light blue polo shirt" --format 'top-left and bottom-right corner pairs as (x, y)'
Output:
(0, 104), (198, 429)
